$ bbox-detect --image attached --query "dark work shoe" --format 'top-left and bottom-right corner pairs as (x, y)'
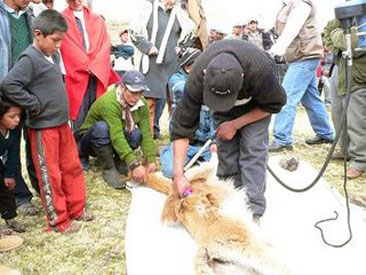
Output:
(114, 157), (128, 175)
(268, 142), (293, 153)
(330, 151), (351, 161)
(305, 136), (333, 145)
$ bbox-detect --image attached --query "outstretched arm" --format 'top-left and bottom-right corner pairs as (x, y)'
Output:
(173, 138), (190, 195)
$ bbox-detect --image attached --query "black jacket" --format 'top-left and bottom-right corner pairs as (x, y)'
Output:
(170, 39), (286, 140)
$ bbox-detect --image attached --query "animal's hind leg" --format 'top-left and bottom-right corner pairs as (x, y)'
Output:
(195, 247), (215, 275)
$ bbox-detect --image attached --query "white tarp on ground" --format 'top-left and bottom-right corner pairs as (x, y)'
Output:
(125, 156), (366, 275)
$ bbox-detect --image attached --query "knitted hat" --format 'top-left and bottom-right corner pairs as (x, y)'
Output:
(178, 47), (202, 67)
(122, 70), (150, 92)
(203, 53), (243, 112)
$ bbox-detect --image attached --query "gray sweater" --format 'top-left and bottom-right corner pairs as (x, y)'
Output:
(0, 46), (69, 129)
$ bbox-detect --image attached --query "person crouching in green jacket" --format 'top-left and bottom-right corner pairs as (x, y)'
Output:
(78, 70), (157, 189)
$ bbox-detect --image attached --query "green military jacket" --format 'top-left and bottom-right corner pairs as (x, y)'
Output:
(323, 19), (366, 96)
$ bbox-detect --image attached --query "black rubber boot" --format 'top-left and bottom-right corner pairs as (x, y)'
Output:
(114, 155), (128, 176)
(93, 146), (125, 189)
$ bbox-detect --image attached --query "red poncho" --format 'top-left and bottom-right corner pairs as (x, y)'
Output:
(61, 7), (120, 120)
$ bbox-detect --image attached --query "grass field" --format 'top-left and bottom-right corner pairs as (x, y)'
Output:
(0, 106), (365, 274)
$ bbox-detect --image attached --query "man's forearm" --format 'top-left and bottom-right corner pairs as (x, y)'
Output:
(173, 138), (189, 178)
(231, 107), (270, 130)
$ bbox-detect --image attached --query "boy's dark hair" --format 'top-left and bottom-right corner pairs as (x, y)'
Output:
(33, 9), (68, 36)
(0, 97), (21, 118)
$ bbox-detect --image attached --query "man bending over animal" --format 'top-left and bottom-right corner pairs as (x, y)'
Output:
(170, 39), (286, 222)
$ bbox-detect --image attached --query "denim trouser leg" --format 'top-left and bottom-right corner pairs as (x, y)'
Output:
(160, 144), (174, 179)
(153, 98), (166, 136)
(186, 145), (212, 163)
(300, 73), (334, 140)
(124, 128), (142, 150)
(79, 121), (142, 157)
(160, 144), (212, 179)
(274, 59), (333, 145)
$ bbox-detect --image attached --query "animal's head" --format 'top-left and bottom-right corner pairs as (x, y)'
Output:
(162, 190), (220, 227)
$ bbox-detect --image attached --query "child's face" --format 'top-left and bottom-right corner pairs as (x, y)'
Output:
(6, 0), (31, 11)
(120, 32), (128, 44)
(1, 107), (22, 130)
(34, 30), (65, 56)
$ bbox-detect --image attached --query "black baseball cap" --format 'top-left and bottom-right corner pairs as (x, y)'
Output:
(203, 53), (243, 112)
(122, 70), (150, 92)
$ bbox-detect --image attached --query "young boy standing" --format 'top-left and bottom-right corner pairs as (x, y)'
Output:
(0, 10), (92, 234)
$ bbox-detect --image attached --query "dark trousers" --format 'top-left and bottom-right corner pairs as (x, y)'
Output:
(73, 76), (98, 132)
(79, 121), (142, 158)
(216, 116), (271, 217)
(153, 97), (166, 137)
(12, 124), (39, 206)
(0, 163), (17, 220)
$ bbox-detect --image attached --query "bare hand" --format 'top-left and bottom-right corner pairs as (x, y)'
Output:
(146, 162), (156, 173)
(173, 175), (191, 197)
(210, 143), (217, 153)
(148, 46), (159, 56)
(132, 165), (148, 183)
(216, 121), (237, 141)
(4, 178), (15, 190)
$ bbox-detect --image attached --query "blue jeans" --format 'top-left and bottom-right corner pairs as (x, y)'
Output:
(273, 58), (334, 146)
(79, 121), (142, 157)
(160, 143), (212, 179)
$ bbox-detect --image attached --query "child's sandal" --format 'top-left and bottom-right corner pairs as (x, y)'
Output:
(75, 211), (95, 222)
(64, 221), (81, 234)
